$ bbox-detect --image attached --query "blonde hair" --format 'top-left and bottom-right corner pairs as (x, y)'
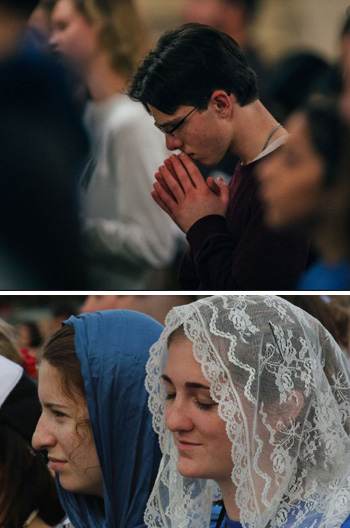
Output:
(74, 0), (149, 79)
(0, 318), (23, 366)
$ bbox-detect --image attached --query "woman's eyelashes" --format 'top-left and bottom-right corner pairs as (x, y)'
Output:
(195, 401), (216, 411)
(52, 409), (67, 418)
(165, 392), (216, 411)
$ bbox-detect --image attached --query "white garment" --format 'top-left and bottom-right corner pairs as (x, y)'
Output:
(0, 355), (22, 406)
(249, 135), (288, 164)
(55, 517), (73, 528)
(145, 295), (350, 528)
(81, 94), (180, 289)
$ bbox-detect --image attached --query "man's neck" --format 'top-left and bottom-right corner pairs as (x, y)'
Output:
(228, 100), (287, 164)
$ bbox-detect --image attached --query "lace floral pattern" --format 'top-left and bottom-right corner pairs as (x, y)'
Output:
(145, 295), (350, 528)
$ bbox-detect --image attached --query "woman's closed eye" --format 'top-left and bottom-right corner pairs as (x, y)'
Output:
(195, 400), (216, 411)
(165, 392), (216, 411)
(52, 410), (67, 418)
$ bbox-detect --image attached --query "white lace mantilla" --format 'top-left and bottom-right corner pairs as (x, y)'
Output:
(145, 295), (350, 528)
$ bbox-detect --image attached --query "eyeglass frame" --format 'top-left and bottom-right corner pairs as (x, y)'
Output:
(154, 96), (211, 137)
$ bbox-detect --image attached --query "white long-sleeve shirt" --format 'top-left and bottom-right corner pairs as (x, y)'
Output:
(81, 94), (181, 289)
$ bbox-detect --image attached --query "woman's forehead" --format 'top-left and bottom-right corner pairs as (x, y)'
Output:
(38, 361), (75, 405)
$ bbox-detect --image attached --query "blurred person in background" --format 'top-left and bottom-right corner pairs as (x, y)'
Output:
(281, 295), (350, 354)
(324, 295), (350, 354)
(0, 0), (38, 58)
(0, 0), (90, 289)
(50, 300), (78, 332)
(182, 0), (268, 96)
(263, 50), (334, 272)
(27, 0), (57, 52)
(50, 0), (181, 290)
(80, 294), (197, 325)
(340, 16), (350, 123)
(0, 355), (66, 528)
(17, 321), (43, 358)
(265, 51), (333, 125)
(0, 317), (37, 377)
(258, 98), (350, 290)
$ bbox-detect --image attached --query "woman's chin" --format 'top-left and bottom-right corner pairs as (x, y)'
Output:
(177, 462), (206, 480)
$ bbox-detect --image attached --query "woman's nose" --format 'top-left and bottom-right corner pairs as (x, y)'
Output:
(32, 414), (56, 451)
(165, 398), (193, 433)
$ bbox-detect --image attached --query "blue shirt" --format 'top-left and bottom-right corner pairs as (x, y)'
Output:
(299, 259), (350, 290)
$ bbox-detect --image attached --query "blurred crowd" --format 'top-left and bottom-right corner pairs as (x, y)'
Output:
(0, 0), (349, 290)
(0, 294), (198, 378)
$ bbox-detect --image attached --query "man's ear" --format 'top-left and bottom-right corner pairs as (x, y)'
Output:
(209, 90), (236, 117)
(269, 390), (304, 431)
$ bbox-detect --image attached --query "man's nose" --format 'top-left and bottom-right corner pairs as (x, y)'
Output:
(165, 134), (184, 151)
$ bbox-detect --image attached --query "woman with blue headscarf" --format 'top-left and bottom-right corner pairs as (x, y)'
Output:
(33, 309), (163, 528)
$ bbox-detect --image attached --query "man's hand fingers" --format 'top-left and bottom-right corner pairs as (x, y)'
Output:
(155, 170), (176, 199)
(177, 152), (206, 188)
(153, 180), (178, 208)
(217, 178), (230, 206)
(164, 158), (179, 180)
(206, 176), (221, 195)
(159, 164), (185, 202)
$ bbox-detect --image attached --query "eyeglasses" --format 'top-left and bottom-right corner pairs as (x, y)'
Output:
(155, 100), (207, 137)
(154, 93), (230, 137)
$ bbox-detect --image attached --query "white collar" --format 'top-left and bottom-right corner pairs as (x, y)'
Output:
(247, 135), (288, 165)
(0, 355), (23, 407)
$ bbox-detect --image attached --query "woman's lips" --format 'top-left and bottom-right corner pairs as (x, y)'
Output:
(48, 457), (68, 471)
(176, 439), (201, 451)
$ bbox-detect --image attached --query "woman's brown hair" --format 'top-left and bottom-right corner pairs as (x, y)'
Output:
(40, 324), (85, 404)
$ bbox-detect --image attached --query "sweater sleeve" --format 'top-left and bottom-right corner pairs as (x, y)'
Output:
(180, 200), (309, 290)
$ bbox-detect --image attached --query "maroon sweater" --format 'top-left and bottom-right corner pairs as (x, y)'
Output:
(179, 156), (309, 290)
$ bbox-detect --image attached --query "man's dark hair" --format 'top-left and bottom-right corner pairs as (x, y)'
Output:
(128, 23), (258, 115)
(0, 0), (40, 18)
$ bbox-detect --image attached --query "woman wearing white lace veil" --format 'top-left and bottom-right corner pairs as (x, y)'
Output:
(145, 295), (350, 528)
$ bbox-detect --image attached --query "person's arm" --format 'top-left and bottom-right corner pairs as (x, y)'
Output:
(82, 113), (179, 268)
(181, 189), (309, 290)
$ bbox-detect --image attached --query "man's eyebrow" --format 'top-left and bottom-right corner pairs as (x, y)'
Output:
(161, 374), (210, 390)
(155, 118), (179, 129)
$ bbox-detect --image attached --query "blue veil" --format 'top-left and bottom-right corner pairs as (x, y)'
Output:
(56, 310), (163, 528)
